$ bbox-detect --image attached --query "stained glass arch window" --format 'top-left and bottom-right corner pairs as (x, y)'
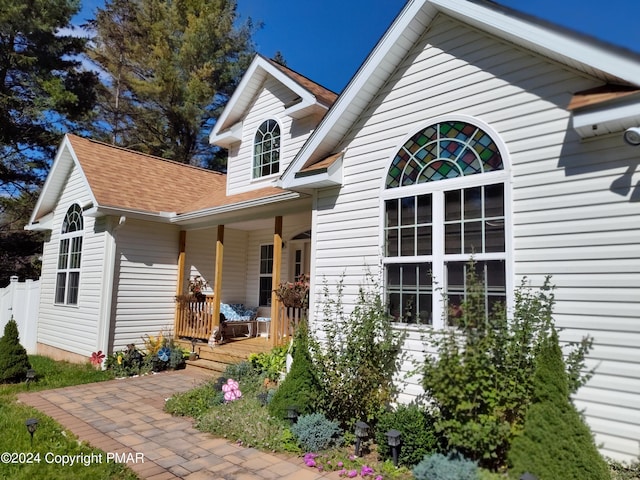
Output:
(386, 121), (503, 188)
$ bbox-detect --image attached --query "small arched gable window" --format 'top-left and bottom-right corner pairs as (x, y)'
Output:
(382, 120), (508, 328)
(253, 119), (280, 178)
(55, 204), (84, 305)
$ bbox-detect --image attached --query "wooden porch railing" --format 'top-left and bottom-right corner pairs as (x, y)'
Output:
(175, 296), (216, 340)
(272, 302), (307, 346)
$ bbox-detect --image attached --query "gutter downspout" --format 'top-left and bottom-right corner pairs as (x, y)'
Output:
(97, 216), (126, 362)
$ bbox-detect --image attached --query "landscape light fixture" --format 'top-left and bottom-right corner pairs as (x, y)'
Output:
(354, 421), (369, 457)
(285, 406), (298, 425)
(26, 369), (36, 387)
(385, 429), (402, 467)
(25, 418), (38, 446)
(623, 127), (640, 146)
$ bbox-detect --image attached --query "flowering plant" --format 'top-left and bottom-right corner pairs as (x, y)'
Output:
(189, 275), (209, 295)
(90, 351), (105, 366)
(274, 274), (309, 308)
(221, 378), (242, 402)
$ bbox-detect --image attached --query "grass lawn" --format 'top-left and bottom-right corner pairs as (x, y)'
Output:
(0, 355), (138, 480)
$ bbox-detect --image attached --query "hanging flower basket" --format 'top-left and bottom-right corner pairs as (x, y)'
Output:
(274, 274), (309, 308)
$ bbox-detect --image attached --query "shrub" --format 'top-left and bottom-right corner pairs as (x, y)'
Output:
(0, 318), (31, 383)
(248, 345), (287, 381)
(507, 329), (609, 480)
(268, 320), (323, 420)
(421, 266), (592, 470)
(165, 381), (224, 418)
(223, 360), (255, 381)
(375, 403), (438, 467)
(311, 273), (406, 427)
(291, 412), (343, 452)
(412, 452), (479, 480)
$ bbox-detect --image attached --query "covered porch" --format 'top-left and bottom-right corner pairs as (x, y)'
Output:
(173, 206), (311, 349)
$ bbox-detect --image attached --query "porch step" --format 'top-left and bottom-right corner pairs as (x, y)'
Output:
(176, 337), (272, 374)
(185, 358), (230, 374)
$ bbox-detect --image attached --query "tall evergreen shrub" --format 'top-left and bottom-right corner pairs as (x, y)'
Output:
(507, 329), (609, 480)
(421, 265), (592, 470)
(0, 318), (31, 383)
(268, 320), (323, 420)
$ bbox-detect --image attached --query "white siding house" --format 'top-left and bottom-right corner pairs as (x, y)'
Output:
(27, 0), (640, 463)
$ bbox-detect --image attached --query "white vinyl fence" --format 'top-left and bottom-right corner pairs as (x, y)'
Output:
(0, 276), (39, 353)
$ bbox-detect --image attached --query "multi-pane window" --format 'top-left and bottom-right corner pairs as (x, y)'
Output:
(383, 120), (508, 327)
(253, 119), (280, 178)
(259, 244), (274, 306)
(55, 204), (83, 305)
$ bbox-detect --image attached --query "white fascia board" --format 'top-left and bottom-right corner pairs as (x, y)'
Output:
(281, 0), (429, 186)
(174, 191), (301, 224)
(83, 206), (175, 223)
(209, 55), (322, 144)
(572, 98), (640, 138)
(26, 135), (98, 229)
(430, 0), (640, 86)
(24, 211), (54, 231)
(209, 120), (243, 148)
(281, 154), (343, 190)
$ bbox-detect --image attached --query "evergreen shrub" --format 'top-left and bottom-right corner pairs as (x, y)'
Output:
(0, 318), (31, 383)
(291, 412), (343, 452)
(375, 403), (438, 467)
(421, 265), (593, 470)
(412, 452), (479, 480)
(268, 320), (323, 420)
(507, 329), (610, 480)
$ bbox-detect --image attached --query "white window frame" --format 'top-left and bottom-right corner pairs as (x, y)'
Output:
(258, 243), (274, 306)
(379, 116), (513, 329)
(55, 203), (84, 306)
(253, 119), (281, 179)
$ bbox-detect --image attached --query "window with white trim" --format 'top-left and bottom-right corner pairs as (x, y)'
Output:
(259, 244), (274, 306)
(55, 204), (83, 305)
(382, 120), (508, 327)
(253, 119), (280, 178)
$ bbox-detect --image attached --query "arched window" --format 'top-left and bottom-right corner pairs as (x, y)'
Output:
(253, 119), (280, 178)
(55, 204), (83, 305)
(382, 120), (508, 327)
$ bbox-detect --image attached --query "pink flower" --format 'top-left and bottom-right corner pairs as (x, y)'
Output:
(337, 461), (344, 467)
(348, 470), (358, 478)
(305, 459), (316, 467)
(375, 476), (384, 480)
(90, 351), (105, 366)
(361, 465), (375, 476)
(338, 469), (347, 477)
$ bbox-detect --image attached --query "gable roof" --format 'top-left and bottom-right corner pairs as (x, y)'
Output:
(27, 134), (300, 229)
(280, 0), (640, 187)
(209, 54), (338, 148)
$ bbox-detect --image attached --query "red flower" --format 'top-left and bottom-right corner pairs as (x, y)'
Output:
(90, 351), (105, 366)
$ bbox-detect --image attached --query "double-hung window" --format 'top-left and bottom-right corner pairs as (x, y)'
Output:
(55, 204), (84, 305)
(382, 120), (509, 327)
(259, 244), (274, 306)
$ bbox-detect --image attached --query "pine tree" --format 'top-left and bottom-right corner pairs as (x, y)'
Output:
(508, 329), (609, 480)
(87, 0), (257, 166)
(0, 318), (31, 383)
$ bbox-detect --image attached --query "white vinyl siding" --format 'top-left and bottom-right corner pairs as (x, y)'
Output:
(226, 76), (324, 195)
(37, 165), (105, 357)
(111, 220), (180, 351)
(311, 14), (639, 460)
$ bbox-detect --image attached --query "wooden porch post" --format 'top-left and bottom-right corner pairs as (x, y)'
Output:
(213, 225), (224, 330)
(174, 231), (186, 338)
(270, 216), (283, 346)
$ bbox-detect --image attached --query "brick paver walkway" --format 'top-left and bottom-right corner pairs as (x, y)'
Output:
(17, 369), (341, 480)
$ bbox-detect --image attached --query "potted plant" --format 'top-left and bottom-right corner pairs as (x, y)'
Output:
(189, 275), (209, 302)
(274, 274), (309, 308)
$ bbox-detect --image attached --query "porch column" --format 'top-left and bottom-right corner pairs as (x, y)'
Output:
(174, 231), (186, 338)
(270, 216), (283, 345)
(213, 224), (224, 329)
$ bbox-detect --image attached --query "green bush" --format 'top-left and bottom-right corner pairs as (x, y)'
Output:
(421, 265), (592, 470)
(291, 412), (343, 452)
(248, 345), (287, 381)
(0, 318), (31, 383)
(311, 274), (406, 427)
(164, 381), (224, 418)
(507, 329), (609, 480)
(375, 404), (438, 467)
(268, 320), (323, 420)
(412, 452), (479, 480)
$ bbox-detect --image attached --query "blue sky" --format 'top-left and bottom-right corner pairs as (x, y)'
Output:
(73, 0), (640, 93)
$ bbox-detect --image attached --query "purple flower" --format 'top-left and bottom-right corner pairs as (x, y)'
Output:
(337, 461), (344, 467)
(348, 470), (358, 478)
(338, 469), (347, 476)
(361, 465), (375, 476)
(375, 476), (384, 480)
(348, 455), (356, 461)
(305, 459), (316, 467)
